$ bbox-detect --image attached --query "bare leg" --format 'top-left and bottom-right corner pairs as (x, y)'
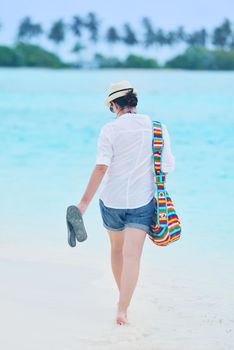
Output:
(107, 229), (125, 291)
(117, 227), (147, 325)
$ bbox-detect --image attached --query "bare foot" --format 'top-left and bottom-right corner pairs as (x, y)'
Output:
(116, 302), (129, 325)
(116, 312), (128, 325)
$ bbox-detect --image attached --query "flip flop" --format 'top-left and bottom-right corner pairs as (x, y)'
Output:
(66, 219), (77, 247)
(66, 205), (88, 247)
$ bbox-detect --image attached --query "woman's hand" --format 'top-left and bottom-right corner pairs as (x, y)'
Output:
(76, 165), (108, 216)
(76, 201), (88, 216)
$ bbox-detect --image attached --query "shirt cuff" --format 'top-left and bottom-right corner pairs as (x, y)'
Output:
(96, 156), (111, 166)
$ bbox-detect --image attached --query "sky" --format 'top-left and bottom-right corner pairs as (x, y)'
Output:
(1, 0), (234, 62)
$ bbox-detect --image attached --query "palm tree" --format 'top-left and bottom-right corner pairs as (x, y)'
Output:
(175, 25), (187, 43)
(229, 33), (234, 49)
(122, 23), (138, 47)
(154, 28), (167, 47)
(48, 19), (66, 47)
(106, 26), (120, 52)
(84, 12), (100, 61)
(70, 16), (84, 39)
(212, 19), (233, 49)
(71, 42), (86, 66)
(85, 12), (100, 43)
(17, 17), (43, 42)
(164, 30), (178, 46)
(141, 17), (155, 48)
(186, 29), (208, 47)
(70, 16), (86, 63)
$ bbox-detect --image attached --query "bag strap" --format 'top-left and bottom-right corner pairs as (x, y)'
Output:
(152, 120), (168, 226)
(152, 120), (167, 184)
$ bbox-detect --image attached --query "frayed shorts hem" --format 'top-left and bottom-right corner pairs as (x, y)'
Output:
(102, 223), (125, 231)
(102, 222), (149, 233)
(125, 223), (150, 233)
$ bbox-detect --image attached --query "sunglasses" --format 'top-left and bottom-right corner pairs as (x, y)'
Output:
(109, 103), (114, 113)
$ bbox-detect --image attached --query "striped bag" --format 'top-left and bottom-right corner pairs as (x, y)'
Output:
(148, 120), (182, 246)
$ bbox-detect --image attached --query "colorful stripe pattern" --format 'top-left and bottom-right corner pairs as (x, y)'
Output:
(148, 120), (182, 247)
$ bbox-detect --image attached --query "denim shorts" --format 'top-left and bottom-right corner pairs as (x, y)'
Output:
(99, 197), (156, 233)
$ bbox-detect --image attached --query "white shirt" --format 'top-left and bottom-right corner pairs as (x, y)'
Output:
(96, 113), (175, 209)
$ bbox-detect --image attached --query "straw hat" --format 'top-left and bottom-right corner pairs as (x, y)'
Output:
(105, 80), (137, 107)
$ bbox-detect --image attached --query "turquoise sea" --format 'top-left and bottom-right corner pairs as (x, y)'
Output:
(0, 68), (233, 272)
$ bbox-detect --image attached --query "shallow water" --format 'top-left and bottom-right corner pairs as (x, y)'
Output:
(0, 68), (233, 265)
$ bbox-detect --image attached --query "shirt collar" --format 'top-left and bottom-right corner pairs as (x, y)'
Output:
(116, 112), (137, 119)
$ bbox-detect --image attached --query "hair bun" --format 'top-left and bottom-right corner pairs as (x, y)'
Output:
(126, 91), (138, 107)
(112, 90), (138, 108)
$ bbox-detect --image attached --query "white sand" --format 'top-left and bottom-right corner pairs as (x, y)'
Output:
(0, 240), (233, 350)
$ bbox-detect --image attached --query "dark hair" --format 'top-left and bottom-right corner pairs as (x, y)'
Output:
(112, 90), (138, 108)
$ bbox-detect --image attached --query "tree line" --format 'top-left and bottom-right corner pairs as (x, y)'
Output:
(0, 14), (234, 69)
(0, 14), (234, 54)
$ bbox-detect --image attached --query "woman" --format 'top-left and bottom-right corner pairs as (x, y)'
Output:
(77, 80), (175, 325)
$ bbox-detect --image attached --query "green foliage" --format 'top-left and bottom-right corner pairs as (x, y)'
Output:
(0, 43), (66, 67)
(213, 49), (234, 70)
(165, 46), (234, 70)
(94, 53), (159, 68)
(0, 46), (20, 66)
(15, 43), (65, 67)
(123, 54), (159, 68)
(94, 53), (122, 68)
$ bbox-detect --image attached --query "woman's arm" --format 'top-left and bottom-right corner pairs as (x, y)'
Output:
(77, 123), (113, 215)
(77, 164), (108, 215)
